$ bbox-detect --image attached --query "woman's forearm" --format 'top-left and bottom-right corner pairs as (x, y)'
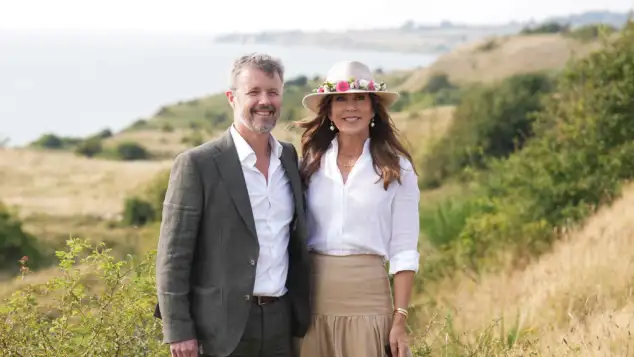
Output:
(392, 270), (415, 323)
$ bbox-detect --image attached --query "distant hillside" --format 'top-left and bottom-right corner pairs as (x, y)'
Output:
(212, 10), (630, 54)
(212, 25), (523, 54)
(396, 32), (608, 92)
(545, 10), (630, 28)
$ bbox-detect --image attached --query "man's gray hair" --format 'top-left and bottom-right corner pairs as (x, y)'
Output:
(229, 53), (285, 89)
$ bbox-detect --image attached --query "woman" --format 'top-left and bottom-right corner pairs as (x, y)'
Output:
(295, 60), (420, 357)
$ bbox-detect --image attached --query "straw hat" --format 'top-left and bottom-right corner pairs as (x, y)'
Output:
(301, 60), (400, 114)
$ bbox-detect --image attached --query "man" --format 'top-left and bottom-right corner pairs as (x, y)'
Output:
(155, 53), (310, 357)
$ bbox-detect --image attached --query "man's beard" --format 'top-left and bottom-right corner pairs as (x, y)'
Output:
(243, 105), (278, 133)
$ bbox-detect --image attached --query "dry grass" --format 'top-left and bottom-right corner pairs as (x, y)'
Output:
(0, 148), (172, 219)
(394, 106), (456, 144)
(414, 183), (634, 355)
(397, 34), (605, 92)
(103, 128), (202, 159)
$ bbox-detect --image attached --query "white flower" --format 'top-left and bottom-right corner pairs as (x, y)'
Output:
(359, 79), (369, 89)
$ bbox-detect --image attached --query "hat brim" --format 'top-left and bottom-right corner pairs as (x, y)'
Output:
(301, 90), (400, 114)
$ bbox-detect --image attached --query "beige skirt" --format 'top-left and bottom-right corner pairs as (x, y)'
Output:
(296, 252), (394, 357)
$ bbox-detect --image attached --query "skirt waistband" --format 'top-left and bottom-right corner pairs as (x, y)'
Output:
(309, 252), (393, 316)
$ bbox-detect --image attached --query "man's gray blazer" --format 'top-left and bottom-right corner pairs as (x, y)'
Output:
(154, 129), (311, 357)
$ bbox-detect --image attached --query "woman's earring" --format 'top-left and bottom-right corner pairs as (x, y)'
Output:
(329, 121), (335, 131)
(370, 118), (375, 128)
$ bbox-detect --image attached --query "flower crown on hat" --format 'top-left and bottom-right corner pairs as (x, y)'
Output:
(313, 77), (388, 94)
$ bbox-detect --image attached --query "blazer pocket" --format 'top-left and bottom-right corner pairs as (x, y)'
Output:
(191, 286), (222, 338)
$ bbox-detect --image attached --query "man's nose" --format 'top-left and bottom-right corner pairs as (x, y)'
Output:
(257, 93), (272, 105)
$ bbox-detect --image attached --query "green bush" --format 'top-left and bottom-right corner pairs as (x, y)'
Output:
(419, 195), (478, 249)
(566, 23), (617, 42)
(0, 238), (167, 356)
(122, 197), (156, 226)
(160, 123), (174, 132)
(114, 141), (150, 161)
(454, 21), (634, 269)
(30, 133), (63, 149)
(74, 137), (103, 157)
(520, 21), (569, 35)
(30, 133), (82, 150)
(0, 202), (45, 272)
(144, 170), (170, 216)
(419, 72), (555, 188)
(422, 73), (455, 94)
(181, 132), (204, 147)
(120, 169), (170, 227)
(92, 128), (113, 139)
(392, 74), (462, 113)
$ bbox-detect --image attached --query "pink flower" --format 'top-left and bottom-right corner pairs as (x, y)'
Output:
(335, 80), (350, 92)
(368, 81), (375, 90)
(318, 87), (325, 93)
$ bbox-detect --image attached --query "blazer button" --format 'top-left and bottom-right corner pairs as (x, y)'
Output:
(249, 259), (256, 266)
(244, 294), (251, 300)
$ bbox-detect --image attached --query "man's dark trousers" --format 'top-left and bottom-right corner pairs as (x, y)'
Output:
(202, 295), (294, 357)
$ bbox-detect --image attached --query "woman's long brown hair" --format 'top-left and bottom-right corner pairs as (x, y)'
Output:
(295, 93), (417, 190)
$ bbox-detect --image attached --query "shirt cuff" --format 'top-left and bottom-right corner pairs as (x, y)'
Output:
(388, 250), (420, 275)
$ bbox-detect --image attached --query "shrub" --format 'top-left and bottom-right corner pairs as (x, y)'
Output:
(285, 75), (308, 87)
(566, 23), (617, 42)
(144, 170), (170, 215)
(74, 137), (103, 157)
(30, 133), (63, 149)
(160, 123), (174, 132)
(0, 201), (45, 272)
(122, 197), (156, 226)
(455, 21), (634, 269)
(92, 128), (113, 139)
(422, 73), (455, 94)
(0, 238), (167, 356)
(114, 141), (150, 161)
(419, 72), (555, 188)
(520, 21), (569, 35)
(120, 169), (170, 227)
(419, 195), (478, 249)
(181, 132), (204, 147)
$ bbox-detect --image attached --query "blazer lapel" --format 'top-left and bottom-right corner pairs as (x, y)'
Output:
(213, 130), (258, 241)
(279, 144), (304, 226)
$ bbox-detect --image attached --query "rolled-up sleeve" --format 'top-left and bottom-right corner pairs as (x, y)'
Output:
(156, 151), (203, 343)
(388, 159), (421, 275)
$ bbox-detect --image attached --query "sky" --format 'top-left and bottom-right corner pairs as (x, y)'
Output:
(0, 0), (632, 34)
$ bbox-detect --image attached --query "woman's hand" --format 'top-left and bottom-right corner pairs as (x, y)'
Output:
(389, 313), (410, 357)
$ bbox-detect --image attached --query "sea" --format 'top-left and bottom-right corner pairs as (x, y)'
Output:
(0, 30), (439, 146)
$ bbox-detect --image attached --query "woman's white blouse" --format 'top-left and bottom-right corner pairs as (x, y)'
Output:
(305, 137), (421, 275)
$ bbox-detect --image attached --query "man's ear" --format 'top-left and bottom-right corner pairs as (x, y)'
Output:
(225, 90), (235, 109)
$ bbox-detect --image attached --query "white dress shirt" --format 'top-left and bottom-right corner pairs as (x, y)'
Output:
(230, 125), (294, 297)
(306, 137), (421, 275)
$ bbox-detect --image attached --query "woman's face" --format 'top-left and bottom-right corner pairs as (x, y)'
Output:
(329, 93), (374, 136)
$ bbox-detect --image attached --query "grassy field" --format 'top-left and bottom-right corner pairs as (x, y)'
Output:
(410, 183), (634, 356)
(0, 148), (171, 219)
